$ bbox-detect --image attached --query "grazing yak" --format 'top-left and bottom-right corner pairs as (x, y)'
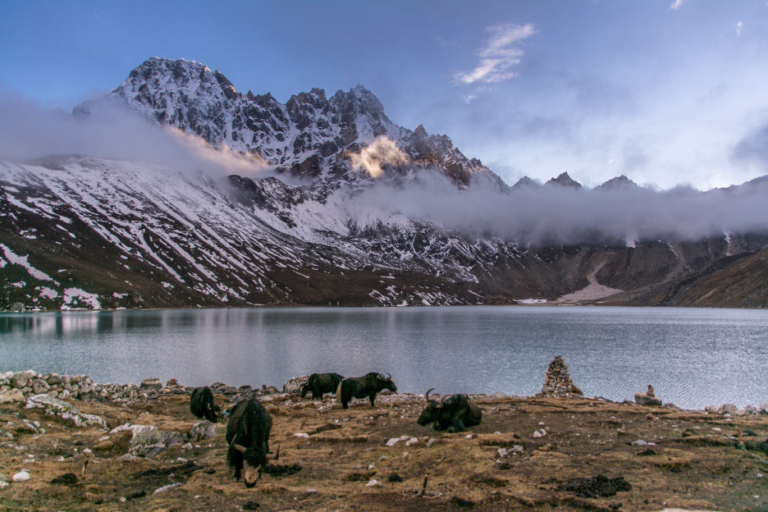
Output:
(190, 386), (220, 422)
(337, 373), (397, 409)
(417, 389), (482, 433)
(301, 373), (344, 400)
(226, 398), (279, 487)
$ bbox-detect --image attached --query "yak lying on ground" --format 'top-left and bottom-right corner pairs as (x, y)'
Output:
(190, 386), (220, 422)
(226, 398), (279, 487)
(417, 389), (482, 433)
(301, 373), (344, 400)
(337, 373), (397, 409)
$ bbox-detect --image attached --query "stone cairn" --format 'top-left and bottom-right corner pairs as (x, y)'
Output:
(539, 356), (583, 398)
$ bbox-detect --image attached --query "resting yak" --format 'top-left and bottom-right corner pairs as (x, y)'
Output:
(417, 389), (482, 433)
(337, 373), (397, 409)
(301, 373), (344, 400)
(190, 386), (220, 422)
(226, 398), (279, 487)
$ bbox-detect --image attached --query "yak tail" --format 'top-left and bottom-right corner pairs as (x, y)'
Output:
(336, 378), (346, 399)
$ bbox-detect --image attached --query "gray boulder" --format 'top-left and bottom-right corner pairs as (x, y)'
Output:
(634, 393), (662, 406)
(189, 421), (216, 442)
(24, 394), (107, 427)
(140, 378), (163, 391)
(721, 403), (738, 415)
(0, 389), (25, 403)
(283, 375), (309, 394)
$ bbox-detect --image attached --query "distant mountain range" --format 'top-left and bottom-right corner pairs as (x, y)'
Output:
(0, 57), (766, 310)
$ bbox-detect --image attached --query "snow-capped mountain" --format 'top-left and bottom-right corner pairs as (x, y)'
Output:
(94, 57), (500, 190)
(1, 58), (767, 311)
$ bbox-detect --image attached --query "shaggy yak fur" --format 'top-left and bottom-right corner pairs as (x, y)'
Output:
(417, 389), (482, 433)
(226, 398), (278, 487)
(336, 373), (397, 409)
(301, 373), (344, 400)
(190, 386), (219, 422)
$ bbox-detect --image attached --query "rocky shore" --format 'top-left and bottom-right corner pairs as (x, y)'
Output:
(1, 365), (767, 511)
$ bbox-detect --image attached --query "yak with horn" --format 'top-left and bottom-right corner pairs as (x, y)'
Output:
(417, 388), (483, 433)
(226, 398), (280, 487)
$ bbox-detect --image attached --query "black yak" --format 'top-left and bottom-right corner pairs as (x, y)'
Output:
(300, 373), (344, 400)
(417, 389), (482, 433)
(226, 398), (279, 487)
(190, 386), (220, 422)
(336, 373), (397, 409)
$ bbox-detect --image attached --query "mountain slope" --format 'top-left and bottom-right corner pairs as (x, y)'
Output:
(1, 57), (767, 310)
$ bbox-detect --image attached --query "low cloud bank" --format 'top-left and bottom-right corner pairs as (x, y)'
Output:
(0, 90), (268, 177)
(354, 171), (768, 243)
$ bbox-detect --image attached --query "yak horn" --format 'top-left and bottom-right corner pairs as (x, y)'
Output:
(233, 444), (247, 454)
(425, 388), (435, 402)
(386, 373), (392, 380)
(266, 446), (280, 461)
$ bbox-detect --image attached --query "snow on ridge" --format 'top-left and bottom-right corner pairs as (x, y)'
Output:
(62, 288), (101, 310)
(0, 243), (57, 284)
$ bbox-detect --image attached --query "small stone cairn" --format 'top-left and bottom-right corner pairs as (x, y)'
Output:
(539, 356), (583, 398)
(635, 384), (662, 406)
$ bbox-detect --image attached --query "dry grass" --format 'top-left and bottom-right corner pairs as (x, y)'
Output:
(1, 393), (767, 511)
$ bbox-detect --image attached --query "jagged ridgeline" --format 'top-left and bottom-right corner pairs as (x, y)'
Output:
(1, 57), (767, 311)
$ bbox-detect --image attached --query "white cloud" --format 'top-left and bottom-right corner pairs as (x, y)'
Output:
(454, 23), (536, 85)
(463, 95), (476, 104)
(736, 21), (743, 36)
(670, 0), (687, 9)
(349, 136), (410, 178)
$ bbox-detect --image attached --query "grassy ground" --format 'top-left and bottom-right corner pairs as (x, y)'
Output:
(1, 392), (766, 511)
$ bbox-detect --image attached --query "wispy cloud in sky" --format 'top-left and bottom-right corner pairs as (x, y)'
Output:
(670, 0), (688, 10)
(454, 23), (536, 85)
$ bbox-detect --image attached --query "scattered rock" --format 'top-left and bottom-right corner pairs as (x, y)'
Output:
(283, 376), (309, 394)
(189, 421), (215, 442)
(111, 424), (188, 458)
(721, 403), (738, 415)
(533, 429), (547, 438)
(388, 473), (404, 482)
(13, 471), (30, 482)
(0, 389), (25, 403)
(427, 437), (437, 448)
(635, 385), (663, 406)
(153, 482), (182, 494)
(25, 395), (107, 427)
(539, 356), (583, 397)
(295, 433), (310, 439)
(243, 501), (260, 510)
(497, 448), (508, 458)
(366, 479), (382, 487)
(140, 378), (162, 391)
(386, 437), (400, 447)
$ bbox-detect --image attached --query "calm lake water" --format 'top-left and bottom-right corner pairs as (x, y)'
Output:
(1, 306), (766, 409)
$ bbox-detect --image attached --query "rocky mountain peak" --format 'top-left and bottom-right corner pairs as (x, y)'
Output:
(546, 172), (582, 189)
(596, 175), (638, 191)
(100, 57), (504, 189)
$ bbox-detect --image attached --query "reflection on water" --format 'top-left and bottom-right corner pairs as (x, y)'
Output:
(1, 306), (767, 408)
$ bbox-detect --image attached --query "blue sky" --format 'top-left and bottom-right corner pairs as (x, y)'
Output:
(2, 0), (768, 189)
